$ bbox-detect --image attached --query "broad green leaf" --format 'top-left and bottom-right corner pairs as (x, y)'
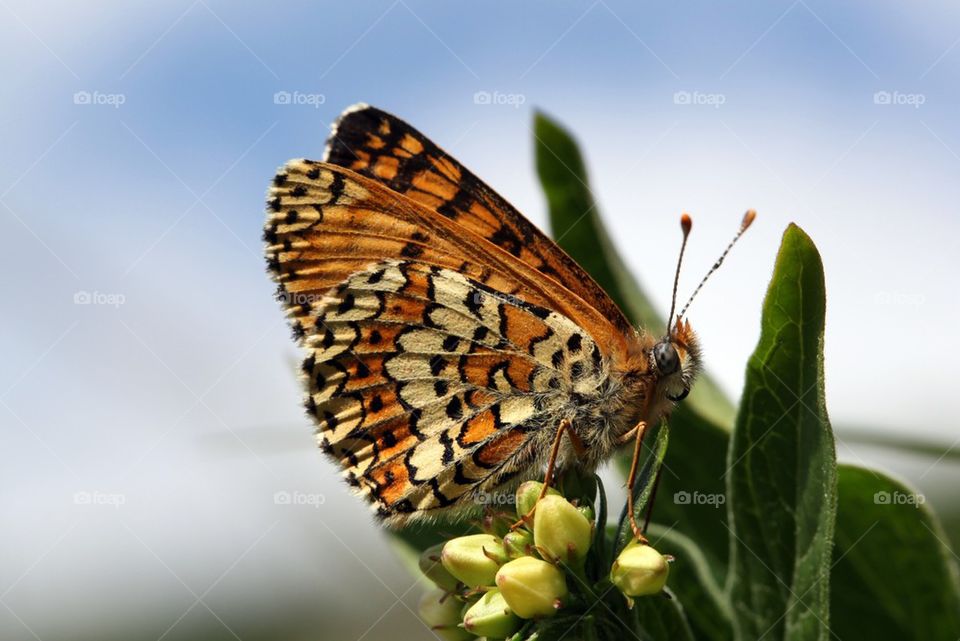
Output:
(830, 464), (960, 640)
(726, 224), (837, 641)
(630, 589), (696, 641)
(646, 524), (733, 641)
(533, 111), (734, 427)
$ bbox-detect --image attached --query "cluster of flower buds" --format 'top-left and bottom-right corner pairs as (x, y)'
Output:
(417, 479), (673, 639)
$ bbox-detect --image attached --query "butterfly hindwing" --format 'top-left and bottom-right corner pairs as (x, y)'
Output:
(303, 260), (606, 523)
(323, 104), (634, 338)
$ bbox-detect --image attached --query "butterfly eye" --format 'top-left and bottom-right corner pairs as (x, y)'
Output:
(654, 342), (680, 376)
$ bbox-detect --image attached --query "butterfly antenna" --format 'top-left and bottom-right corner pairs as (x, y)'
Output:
(677, 210), (756, 321)
(667, 213), (693, 334)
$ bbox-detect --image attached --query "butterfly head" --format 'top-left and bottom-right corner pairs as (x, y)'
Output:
(655, 209), (755, 403)
(652, 318), (702, 402)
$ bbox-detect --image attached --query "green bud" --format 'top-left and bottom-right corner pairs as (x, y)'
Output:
(533, 495), (593, 563)
(495, 556), (568, 619)
(610, 540), (670, 597)
(441, 534), (507, 588)
(502, 529), (535, 559)
(576, 504), (595, 523)
(515, 481), (559, 520)
(462, 588), (521, 638)
(419, 543), (460, 590)
(418, 588), (472, 641)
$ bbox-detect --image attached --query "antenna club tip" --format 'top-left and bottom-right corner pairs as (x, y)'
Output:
(680, 213), (692, 234)
(742, 209), (757, 230)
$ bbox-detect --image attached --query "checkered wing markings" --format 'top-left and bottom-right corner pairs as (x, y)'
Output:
(323, 104), (633, 338)
(303, 260), (606, 521)
(264, 159), (624, 353)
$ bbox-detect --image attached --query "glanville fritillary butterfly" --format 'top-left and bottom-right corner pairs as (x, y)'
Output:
(264, 104), (754, 535)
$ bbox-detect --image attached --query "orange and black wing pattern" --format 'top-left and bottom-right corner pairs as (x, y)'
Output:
(264, 161), (625, 523)
(322, 104), (634, 338)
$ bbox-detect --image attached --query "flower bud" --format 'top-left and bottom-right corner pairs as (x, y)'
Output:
(462, 588), (521, 638)
(502, 529), (535, 559)
(495, 556), (567, 619)
(610, 540), (670, 597)
(515, 481), (559, 520)
(441, 534), (507, 588)
(576, 504), (595, 523)
(419, 543), (460, 591)
(418, 588), (472, 641)
(533, 495), (593, 564)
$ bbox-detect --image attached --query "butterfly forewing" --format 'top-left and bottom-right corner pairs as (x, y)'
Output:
(265, 160), (625, 353)
(323, 104), (634, 338)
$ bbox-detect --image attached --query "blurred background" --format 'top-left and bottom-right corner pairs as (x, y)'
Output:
(2, 1), (959, 639)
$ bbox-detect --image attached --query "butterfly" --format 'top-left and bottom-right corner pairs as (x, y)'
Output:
(264, 104), (753, 531)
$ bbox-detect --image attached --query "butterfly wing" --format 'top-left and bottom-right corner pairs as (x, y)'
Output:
(322, 104), (634, 338)
(265, 159), (633, 523)
(304, 260), (606, 523)
(265, 161), (627, 354)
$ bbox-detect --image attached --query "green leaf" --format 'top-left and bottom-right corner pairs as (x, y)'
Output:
(726, 224), (837, 641)
(646, 524), (733, 641)
(533, 111), (734, 427)
(830, 464), (960, 640)
(629, 590), (696, 641)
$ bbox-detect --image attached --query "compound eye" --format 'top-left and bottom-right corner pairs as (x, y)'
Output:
(654, 342), (680, 375)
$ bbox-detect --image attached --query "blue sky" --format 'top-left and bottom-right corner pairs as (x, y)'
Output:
(2, 1), (959, 639)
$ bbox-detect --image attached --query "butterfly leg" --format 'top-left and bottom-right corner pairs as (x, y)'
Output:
(511, 417), (579, 529)
(624, 420), (650, 543)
